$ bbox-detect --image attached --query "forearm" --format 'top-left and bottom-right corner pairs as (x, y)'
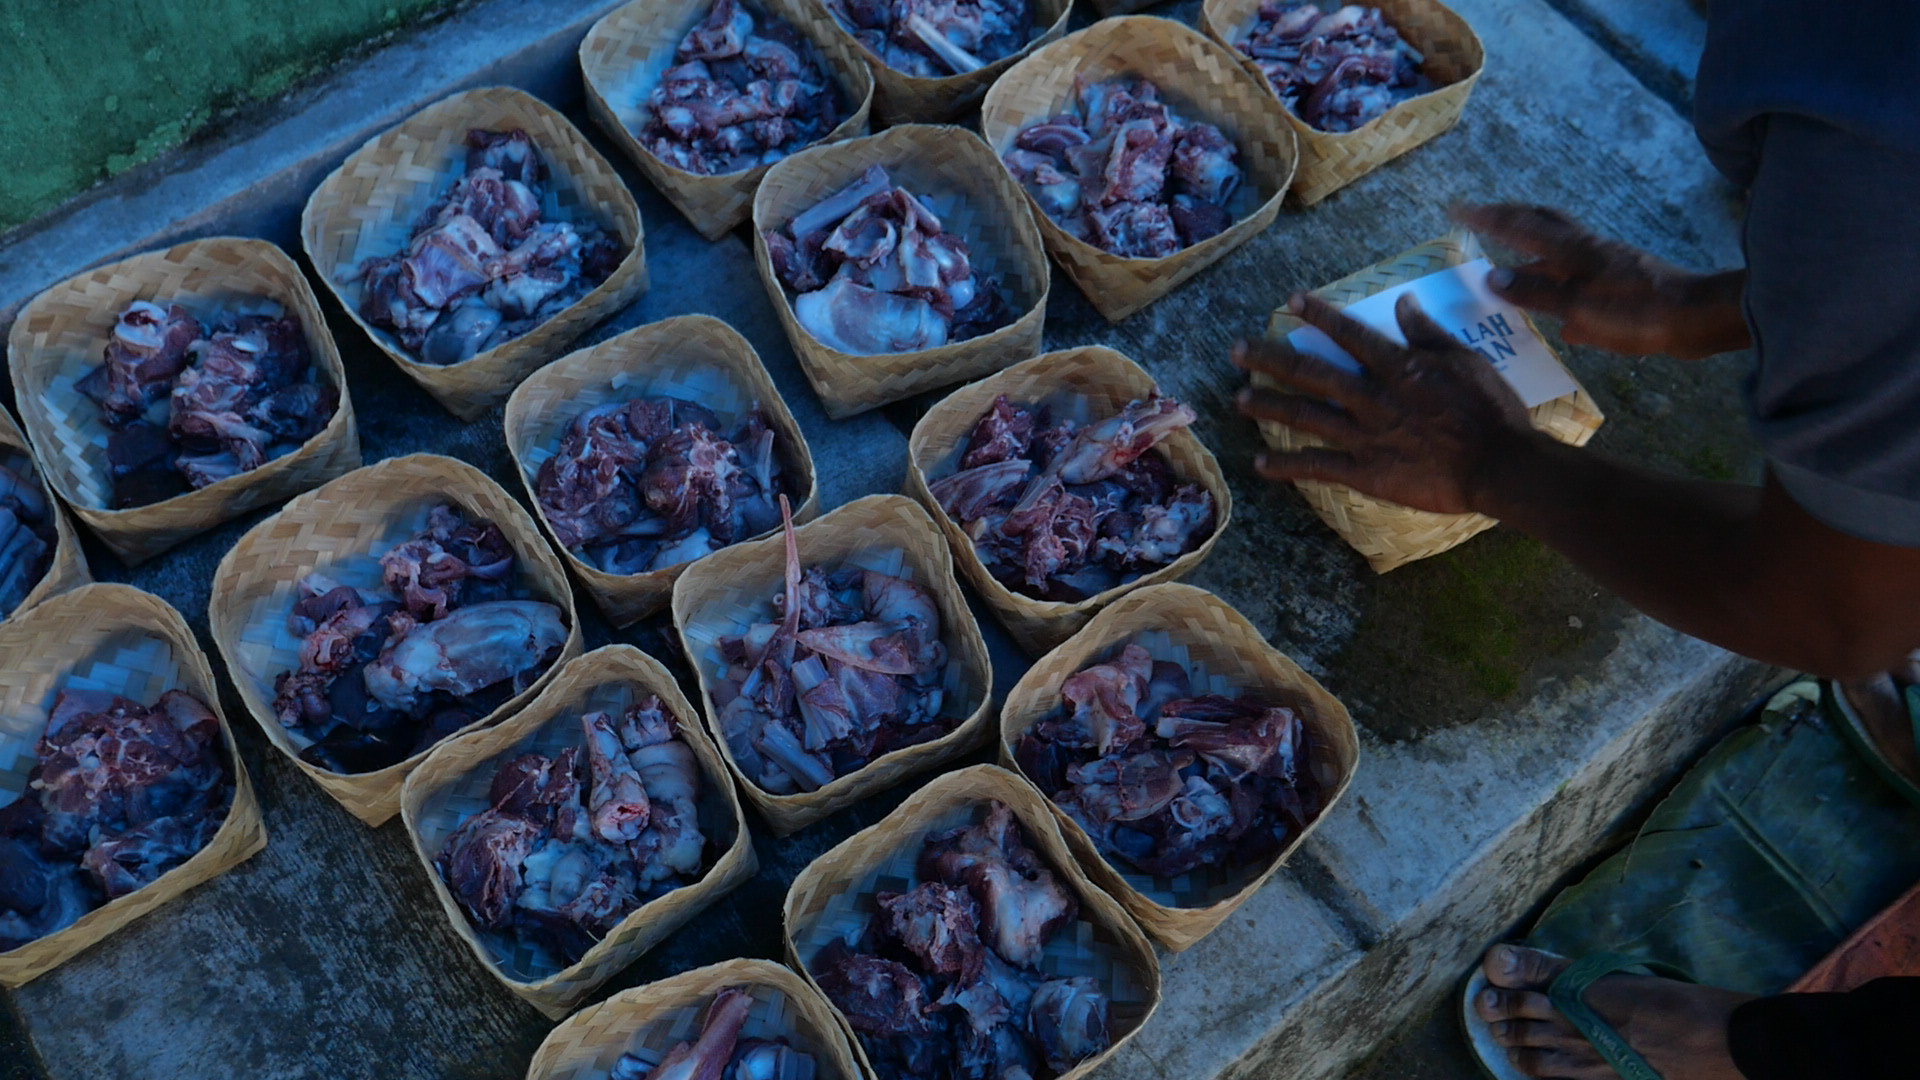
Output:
(1470, 431), (1911, 677)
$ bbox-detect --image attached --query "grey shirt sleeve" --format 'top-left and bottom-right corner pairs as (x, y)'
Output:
(1743, 114), (1920, 547)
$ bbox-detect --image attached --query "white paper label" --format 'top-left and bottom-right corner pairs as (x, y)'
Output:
(1285, 257), (1580, 409)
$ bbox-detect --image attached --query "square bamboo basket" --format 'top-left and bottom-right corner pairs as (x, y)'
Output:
(579, 0), (875, 240)
(526, 958), (862, 1080)
(812, 0), (1071, 124)
(1202, 0), (1485, 205)
(752, 124), (1051, 418)
(7, 236), (362, 564)
(998, 582), (1358, 950)
(1257, 233), (1604, 572)
(783, 764), (1161, 1080)
(979, 16), (1298, 323)
(401, 645), (757, 1019)
(672, 493), (994, 836)
(906, 346), (1233, 655)
(504, 315), (821, 628)
(301, 85), (649, 420)
(0, 403), (89, 621)
(208, 453), (583, 826)
(0, 584), (267, 987)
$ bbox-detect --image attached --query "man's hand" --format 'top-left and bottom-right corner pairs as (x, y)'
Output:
(1454, 203), (1750, 359)
(1234, 290), (1537, 515)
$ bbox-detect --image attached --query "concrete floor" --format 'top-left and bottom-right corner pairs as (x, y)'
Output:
(0, 0), (1768, 1078)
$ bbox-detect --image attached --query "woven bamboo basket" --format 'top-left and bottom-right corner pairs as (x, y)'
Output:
(7, 236), (362, 564)
(979, 17), (1298, 324)
(0, 584), (267, 987)
(1257, 233), (1604, 573)
(1202, 0), (1484, 205)
(905, 346), (1233, 655)
(783, 764), (1160, 1080)
(752, 124), (1051, 418)
(0, 403), (89, 621)
(998, 583), (1357, 950)
(526, 958), (862, 1080)
(208, 453), (583, 826)
(813, 0), (1072, 124)
(580, 0), (875, 240)
(301, 86), (649, 421)
(401, 645), (756, 1019)
(672, 494), (994, 836)
(504, 316), (821, 628)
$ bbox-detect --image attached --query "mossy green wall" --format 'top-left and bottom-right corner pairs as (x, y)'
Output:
(0, 0), (460, 232)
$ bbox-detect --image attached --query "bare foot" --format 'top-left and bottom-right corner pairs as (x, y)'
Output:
(1474, 944), (1755, 1080)
(1841, 662), (1920, 788)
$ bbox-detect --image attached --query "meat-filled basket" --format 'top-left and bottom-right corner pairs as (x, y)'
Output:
(1000, 582), (1359, 950)
(0, 584), (267, 987)
(1257, 233), (1604, 572)
(808, 0), (1072, 124)
(7, 236), (361, 564)
(673, 493), (995, 835)
(580, 0), (874, 239)
(1202, 0), (1485, 205)
(302, 86), (649, 420)
(783, 764), (1161, 1080)
(0, 403), (89, 621)
(210, 454), (584, 826)
(753, 124), (1051, 418)
(980, 16), (1297, 323)
(907, 346), (1232, 655)
(400, 646), (756, 1018)
(525, 957), (862, 1079)
(504, 316), (820, 627)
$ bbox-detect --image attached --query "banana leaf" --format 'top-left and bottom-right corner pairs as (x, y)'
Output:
(1528, 681), (1920, 994)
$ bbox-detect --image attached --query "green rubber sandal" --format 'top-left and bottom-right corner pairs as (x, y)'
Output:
(1461, 951), (1692, 1080)
(1825, 680), (1920, 809)
(1546, 953), (1693, 1080)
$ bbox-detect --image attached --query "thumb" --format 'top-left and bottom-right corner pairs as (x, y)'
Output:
(1486, 265), (1581, 317)
(1394, 294), (1456, 352)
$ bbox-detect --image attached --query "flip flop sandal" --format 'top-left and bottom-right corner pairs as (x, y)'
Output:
(1824, 679), (1920, 809)
(1460, 951), (1693, 1080)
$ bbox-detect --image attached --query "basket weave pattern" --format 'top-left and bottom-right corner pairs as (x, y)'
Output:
(752, 124), (1051, 418)
(1257, 234), (1604, 573)
(813, 0), (1071, 124)
(301, 86), (649, 420)
(0, 403), (89, 620)
(998, 583), (1358, 950)
(580, 0), (875, 240)
(0, 584), (267, 987)
(401, 646), (756, 1018)
(1202, 0), (1485, 204)
(782, 764), (1161, 1080)
(504, 316), (821, 627)
(979, 17), (1298, 323)
(208, 454), (583, 826)
(906, 346), (1233, 655)
(526, 958), (862, 1080)
(672, 494), (994, 836)
(7, 237), (362, 564)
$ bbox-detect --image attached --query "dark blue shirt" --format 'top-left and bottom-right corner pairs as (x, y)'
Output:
(1695, 0), (1920, 546)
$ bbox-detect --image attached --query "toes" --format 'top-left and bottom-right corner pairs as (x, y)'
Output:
(1485, 944), (1571, 990)
(1475, 987), (1561, 1023)
(1505, 1045), (1592, 1079)
(1490, 1019), (1582, 1050)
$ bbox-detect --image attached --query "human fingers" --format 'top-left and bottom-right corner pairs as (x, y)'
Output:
(1394, 293), (1458, 353)
(1231, 339), (1375, 408)
(1252, 447), (1368, 487)
(1289, 293), (1405, 374)
(1236, 387), (1363, 444)
(1486, 264), (1589, 318)
(1452, 203), (1604, 267)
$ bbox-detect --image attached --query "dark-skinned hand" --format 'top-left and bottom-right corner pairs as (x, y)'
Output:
(1453, 203), (1751, 359)
(1234, 290), (1535, 516)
